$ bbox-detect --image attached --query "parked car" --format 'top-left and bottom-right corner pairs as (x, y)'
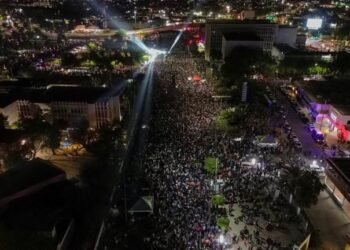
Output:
(311, 130), (325, 143)
(307, 123), (315, 132)
(295, 143), (303, 151)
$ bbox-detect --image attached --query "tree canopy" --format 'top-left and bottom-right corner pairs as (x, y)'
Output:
(204, 157), (219, 175)
(211, 194), (225, 206)
(335, 24), (350, 40)
(332, 52), (350, 75)
(19, 115), (61, 156)
(0, 225), (55, 250)
(215, 107), (244, 135)
(217, 217), (230, 231)
(279, 167), (324, 208)
(278, 57), (331, 76)
(221, 47), (276, 85)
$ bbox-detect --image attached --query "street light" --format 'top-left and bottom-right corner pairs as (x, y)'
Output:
(134, 9), (137, 24)
(251, 158), (256, 165)
(218, 234), (224, 244)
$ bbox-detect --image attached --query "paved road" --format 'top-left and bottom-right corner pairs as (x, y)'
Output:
(273, 84), (350, 249)
(274, 88), (324, 158)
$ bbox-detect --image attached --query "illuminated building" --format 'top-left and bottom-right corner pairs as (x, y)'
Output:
(297, 80), (350, 141)
(0, 86), (125, 128)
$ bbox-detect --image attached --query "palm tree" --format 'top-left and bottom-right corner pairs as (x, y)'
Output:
(279, 167), (324, 208)
(279, 167), (302, 195)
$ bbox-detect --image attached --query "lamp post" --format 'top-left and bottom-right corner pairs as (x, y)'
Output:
(251, 158), (256, 165)
(218, 234), (225, 250)
(134, 9), (137, 25)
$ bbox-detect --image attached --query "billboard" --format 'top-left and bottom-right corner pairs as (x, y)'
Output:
(307, 18), (323, 30)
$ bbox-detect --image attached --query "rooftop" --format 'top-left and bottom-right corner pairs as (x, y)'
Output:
(332, 104), (350, 116)
(297, 79), (350, 104)
(223, 32), (262, 41)
(206, 19), (275, 25)
(274, 44), (337, 56)
(327, 158), (350, 184)
(45, 85), (126, 103)
(278, 25), (297, 29)
(0, 84), (126, 107)
(1, 181), (75, 231)
(0, 93), (17, 108)
(0, 159), (65, 203)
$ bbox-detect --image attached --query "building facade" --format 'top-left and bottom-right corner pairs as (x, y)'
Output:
(0, 86), (124, 128)
(325, 158), (350, 218)
(275, 25), (297, 47)
(221, 32), (264, 59)
(205, 20), (278, 60)
(297, 83), (350, 141)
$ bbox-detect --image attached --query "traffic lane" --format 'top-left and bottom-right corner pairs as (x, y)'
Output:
(274, 89), (323, 158)
(285, 105), (323, 158)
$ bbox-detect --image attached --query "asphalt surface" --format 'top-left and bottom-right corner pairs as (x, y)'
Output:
(274, 87), (324, 159)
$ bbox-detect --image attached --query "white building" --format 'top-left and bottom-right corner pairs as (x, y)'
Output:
(0, 86), (125, 128)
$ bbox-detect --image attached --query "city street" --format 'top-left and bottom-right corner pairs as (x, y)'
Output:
(273, 82), (350, 249)
(1, 1), (350, 250)
(274, 86), (323, 158)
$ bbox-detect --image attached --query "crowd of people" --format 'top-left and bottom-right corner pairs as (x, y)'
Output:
(141, 52), (305, 249)
(144, 54), (221, 249)
(97, 46), (310, 250)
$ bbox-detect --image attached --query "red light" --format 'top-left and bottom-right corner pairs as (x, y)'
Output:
(193, 75), (201, 81)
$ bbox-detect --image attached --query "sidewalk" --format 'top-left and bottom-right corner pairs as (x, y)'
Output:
(304, 191), (350, 250)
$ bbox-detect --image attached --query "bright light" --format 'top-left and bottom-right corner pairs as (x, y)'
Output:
(251, 158), (256, 165)
(21, 139), (26, 145)
(168, 31), (183, 54)
(218, 234), (225, 244)
(307, 18), (323, 30)
(198, 42), (205, 53)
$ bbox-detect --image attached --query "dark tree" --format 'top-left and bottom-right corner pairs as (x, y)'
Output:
(4, 151), (25, 170)
(0, 114), (8, 130)
(221, 47), (276, 87)
(280, 167), (325, 208)
(333, 52), (350, 75)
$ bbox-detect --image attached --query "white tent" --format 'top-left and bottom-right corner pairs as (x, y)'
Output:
(128, 196), (154, 214)
(255, 134), (278, 148)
